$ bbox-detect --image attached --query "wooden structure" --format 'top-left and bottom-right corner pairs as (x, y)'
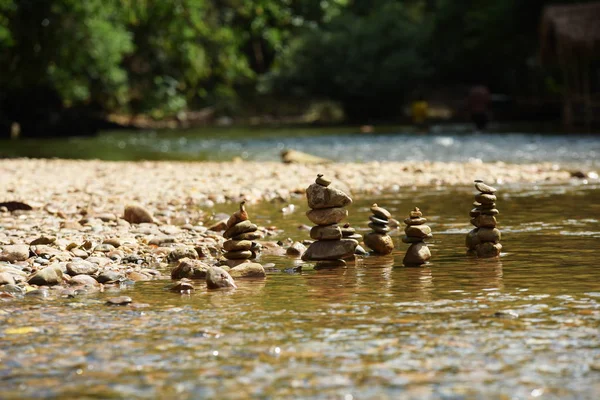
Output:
(540, 2), (600, 129)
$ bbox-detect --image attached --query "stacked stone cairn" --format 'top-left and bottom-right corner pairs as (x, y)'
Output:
(363, 204), (394, 255)
(301, 174), (358, 268)
(466, 180), (502, 258)
(222, 202), (263, 263)
(402, 207), (432, 265)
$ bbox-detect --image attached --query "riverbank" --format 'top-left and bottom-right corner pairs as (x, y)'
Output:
(0, 158), (579, 298)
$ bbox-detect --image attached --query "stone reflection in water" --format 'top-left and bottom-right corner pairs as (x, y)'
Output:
(466, 258), (504, 290)
(395, 266), (434, 300)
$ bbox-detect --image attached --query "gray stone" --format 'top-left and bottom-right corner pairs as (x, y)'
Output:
(477, 228), (501, 243)
(223, 220), (258, 239)
(306, 207), (348, 225)
(306, 183), (352, 209)
(206, 266), (237, 289)
(167, 246), (199, 263)
(315, 174), (331, 187)
(310, 224), (342, 240)
(223, 240), (253, 252)
(230, 262), (266, 278)
(0, 244), (30, 262)
(286, 242), (307, 257)
(171, 258), (210, 280)
(301, 238), (358, 261)
(474, 193), (497, 205)
(354, 245), (369, 256)
(402, 235), (423, 244)
(28, 265), (63, 286)
(403, 242), (431, 265)
(370, 204), (391, 220)
(344, 233), (363, 241)
(368, 222), (390, 234)
(474, 180), (497, 194)
(224, 250), (253, 260)
(66, 260), (99, 276)
(123, 204), (155, 224)
(369, 215), (389, 225)
(471, 214), (497, 228)
(404, 225), (432, 238)
(97, 270), (124, 283)
(364, 233), (394, 255)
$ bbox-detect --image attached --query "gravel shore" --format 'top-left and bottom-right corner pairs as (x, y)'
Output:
(0, 158), (572, 298)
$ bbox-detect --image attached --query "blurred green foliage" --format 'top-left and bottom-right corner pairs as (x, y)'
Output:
(0, 0), (592, 136)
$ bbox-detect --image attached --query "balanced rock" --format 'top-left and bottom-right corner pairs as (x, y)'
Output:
(306, 182), (352, 209)
(467, 180), (502, 258)
(363, 204), (394, 255)
(306, 207), (348, 225)
(402, 207), (431, 265)
(222, 203), (263, 273)
(310, 225), (342, 240)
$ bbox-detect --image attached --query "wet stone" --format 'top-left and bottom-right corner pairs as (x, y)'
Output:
(344, 233), (363, 241)
(171, 258), (210, 280)
(314, 259), (347, 269)
(402, 235), (423, 244)
(310, 225), (342, 240)
(229, 262), (266, 278)
(96, 270), (124, 284)
(476, 242), (502, 258)
(170, 279), (195, 293)
(167, 247), (199, 263)
(206, 266), (237, 289)
(232, 231), (263, 241)
(226, 202), (249, 229)
(301, 239), (358, 261)
(404, 225), (432, 239)
(306, 207), (348, 226)
(223, 240), (253, 252)
(472, 214), (497, 228)
(477, 227), (501, 243)
(286, 242), (307, 257)
(223, 220), (258, 239)
(369, 215), (389, 225)
(403, 242), (431, 265)
(465, 228), (481, 250)
(370, 203), (391, 220)
(106, 296), (132, 305)
(481, 208), (499, 216)
(364, 233), (394, 255)
(474, 193), (497, 205)
(368, 222), (390, 234)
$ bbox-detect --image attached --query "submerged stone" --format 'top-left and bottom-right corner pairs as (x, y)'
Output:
(301, 239), (358, 261)
(206, 266), (237, 289)
(403, 242), (431, 265)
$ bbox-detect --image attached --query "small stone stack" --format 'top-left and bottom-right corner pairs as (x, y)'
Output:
(363, 204), (394, 255)
(301, 174), (358, 267)
(222, 202), (263, 262)
(466, 180), (502, 258)
(402, 207), (432, 265)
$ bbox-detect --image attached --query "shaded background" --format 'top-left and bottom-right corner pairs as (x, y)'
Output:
(0, 0), (599, 138)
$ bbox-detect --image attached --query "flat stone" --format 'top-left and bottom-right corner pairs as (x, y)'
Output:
(477, 228), (501, 243)
(310, 224), (342, 240)
(223, 240), (253, 252)
(369, 215), (389, 225)
(370, 204), (391, 220)
(123, 204), (154, 224)
(315, 174), (331, 187)
(286, 242), (307, 257)
(404, 225), (432, 238)
(306, 183), (352, 209)
(207, 218), (228, 232)
(171, 258), (210, 280)
(301, 239), (358, 261)
(402, 235), (423, 244)
(106, 296), (132, 305)
(472, 214), (497, 228)
(66, 260), (99, 276)
(232, 231), (263, 241)
(70, 248), (88, 258)
(474, 193), (497, 205)
(469, 208), (481, 218)
(0, 244), (30, 262)
(206, 266), (237, 289)
(354, 245), (369, 256)
(404, 217), (427, 225)
(474, 180), (497, 194)
(476, 242), (502, 258)
(170, 280), (195, 292)
(465, 228), (480, 250)
(28, 265), (63, 286)
(409, 208), (423, 218)
(306, 207), (348, 225)
(94, 244), (115, 253)
(403, 242), (431, 265)
(30, 236), (57, 246)
(340, 226), (355, 235)
(223, 220), (258, 239)
(344, 233), (363, 241)
(229, 262), (266, 278)
(363, 232), (394, 255)
(368, 222), (390, 234)
(224, 250), (253, 260)
(481, 208), (499, 216)
(69, 274), (101, 287)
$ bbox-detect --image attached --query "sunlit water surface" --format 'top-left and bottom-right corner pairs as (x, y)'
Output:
(1, 182), (599, 399)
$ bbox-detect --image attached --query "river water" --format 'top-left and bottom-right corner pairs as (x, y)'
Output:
(1, 125), (599, 165)
(1, 182), (599, 399)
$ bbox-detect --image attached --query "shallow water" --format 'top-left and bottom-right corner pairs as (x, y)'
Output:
(1, 182), (600, 399)
(1, 125), (600, 166)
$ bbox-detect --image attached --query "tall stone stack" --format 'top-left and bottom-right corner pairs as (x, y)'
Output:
(466, 180), (502, 258)
(402, 207), (432, 265)
(363, 204), (394, 255)
(301, 174), (358, 267)
(222, 202), (263, 262)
